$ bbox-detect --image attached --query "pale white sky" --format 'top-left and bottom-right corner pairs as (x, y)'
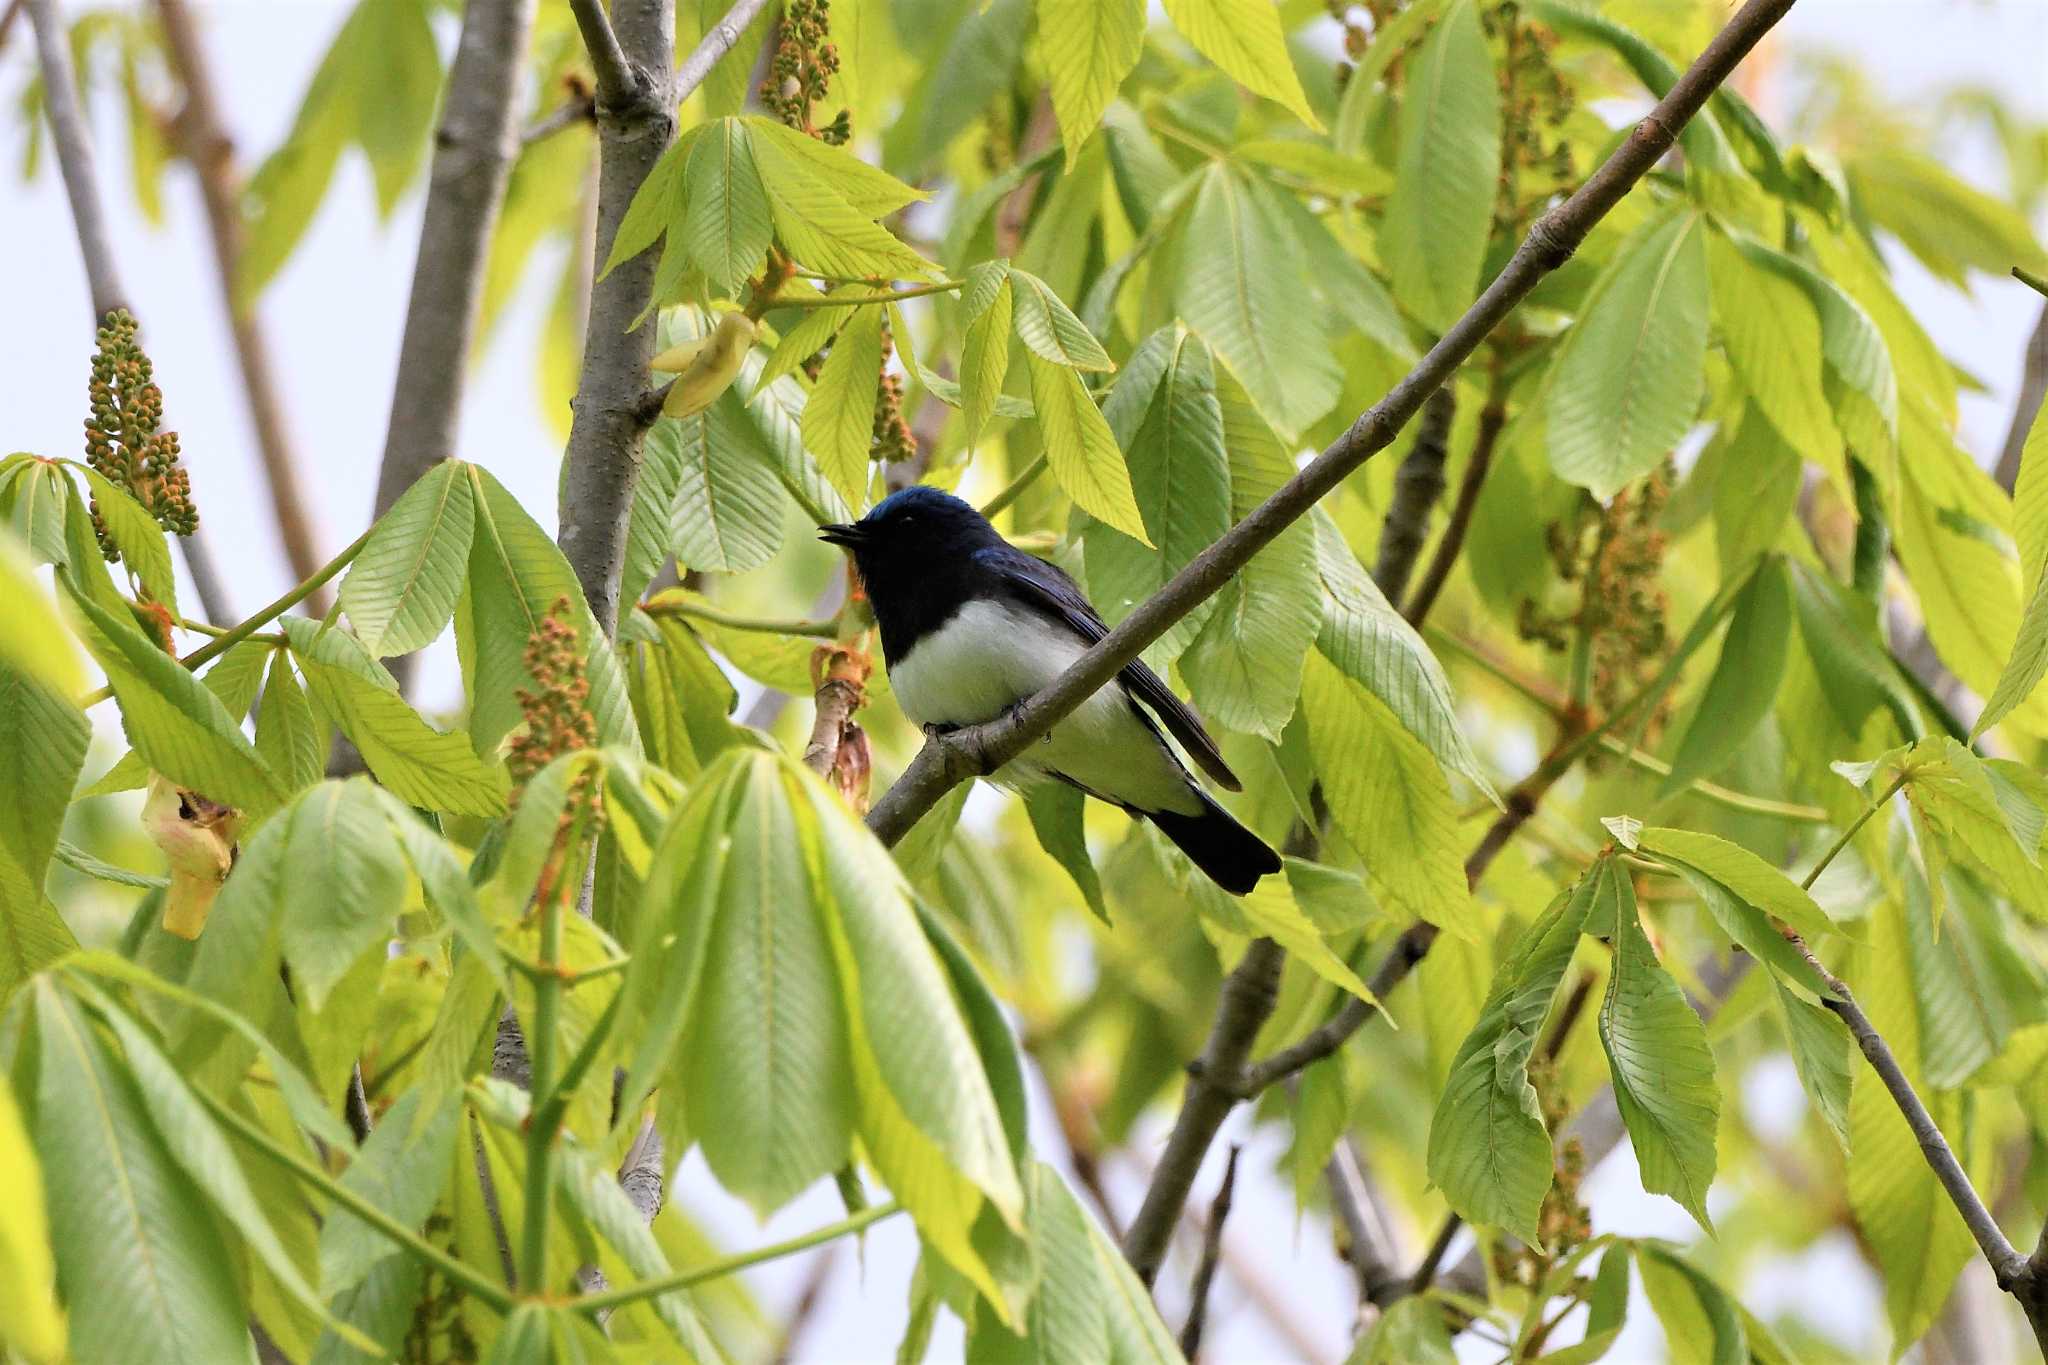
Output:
(5, 2), (2046, 1361)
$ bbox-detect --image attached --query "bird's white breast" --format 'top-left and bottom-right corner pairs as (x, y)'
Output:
(889, 599), (1201, 815)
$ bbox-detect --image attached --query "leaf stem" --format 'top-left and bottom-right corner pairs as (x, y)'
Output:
(646, 595), (841, 638)
(979, 453), (1049, 520)
(2016, 265), (2048, 300)
(197, 1085), (516, 1313)
(519, 864), (570, 1290)
(1799, 771), (1907, 890)
(768, 280), (967, 310)
(570, 1201), (903, 1316)
(78, 526), (371, 708)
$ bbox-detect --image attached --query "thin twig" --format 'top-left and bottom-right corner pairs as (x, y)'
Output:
(1996, 296), (2048, 492)
(155, 0), (328, 599)
(523, 90), (596, 146)
(863, 0), (1801, 850)
(980, 452), (1050, 519)
(570, 1201), (903, 1316)
(1179, 1144), (1242, 1359)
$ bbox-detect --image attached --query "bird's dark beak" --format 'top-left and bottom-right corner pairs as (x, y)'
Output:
(818, 523), (864, 548)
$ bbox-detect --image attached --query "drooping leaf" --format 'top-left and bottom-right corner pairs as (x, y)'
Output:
(802, 303), (886, 509)
(1022, 783), (1109, 923)
(270, 780), (411, 1010)
(1008, 267), (1114, 372)
(1379, 0), (1501, 332)
(1548, 207), (1709, 498)
(77, 468), (177, 614)
(1160, 0), (1320, 128)
(1599, 871), (1720, 1230)
(1660, 556), (1792, 796)
(1980, 400), (2048, 735)
(683, 118), (775, 297)
(1706, 229), (1844, 493)
(254, 651), (324, 793)
(654, 396), (793, 575)
(0, 1078), (62, 1364)
(748, 119), (936, 279)
(1038, 0), (1145, 164)
(0, 664), (88, 993)
(1024, 354), (1149, 543)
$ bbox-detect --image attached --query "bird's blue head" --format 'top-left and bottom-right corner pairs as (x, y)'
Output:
(819, 485), (1004, 592)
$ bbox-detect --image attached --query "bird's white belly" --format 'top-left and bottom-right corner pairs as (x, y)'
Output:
(889, 600), (1200, 816)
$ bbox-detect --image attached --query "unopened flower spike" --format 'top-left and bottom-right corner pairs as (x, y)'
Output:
(84, 309), (197, 558)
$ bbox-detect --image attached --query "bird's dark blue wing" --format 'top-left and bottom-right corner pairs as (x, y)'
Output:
(972, 545), (1241, 791)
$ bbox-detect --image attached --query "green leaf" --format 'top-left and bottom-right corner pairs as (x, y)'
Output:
(0, 1079), (62, 1365)
(1182, 369), (1323, 741)
(554, 1140), (722, 1356)
(1024, 354), (1149, 543)
(0, 532), (83, 695)
(967, 1162), (1113, 1364)
(1635, 826), (1848, 943)
(62, 577), (286, 817)
(272, 780), (410, 1010)
(802, 303), (885, 508)
(255, 650), (324, 794)
(318, 1089), (461, 1299)
(1426, 876), (1594, 1240)
(78, 468), (177, 614)
(1038, 0), (1145, 164)
(1076, 1180), (1185, 1364)
(1771, 978), (1851, 1152)
(1349, 1295), (1456, 1364)
(1311, 513), (1494, 798)
(1787, 558), (1921, 740)
(1663, 861), (1830, 999)
(959, 264), (1016, 445)
(1660, 556), (1791, 796)
(1161, 0), (1319, 127)
(749, 121), (936, 279)
(655, 395), (794, 575)
(30, 980), (250, 1365)
(1023, 783), (1109, 923)
(600, 132), (690, 279)
(1173, 164), (1341, 439)
(1379, 0), (1501, 332)
(74, 984), (352, 1347)
(286, 622), (510, 818)
(1548, 206), (1709, 498)
(368, 785), (506, 990)
(1706, 229), (1844, 492)
(1082, 327), (1231, 669)
(0, 664), (88, 973)
(1637, 1244), (1746, 1365)
(684, 118), (775, 297)
(5, 461), (69, 567)
(463, 464), (640, 755)
(1008, 268), (1114, 372)
(1983, 412), (2048, 735)
(338, 460), (474, 656)
(1848, 147), (2048, 286)
(1600, 870), (1720, 1230)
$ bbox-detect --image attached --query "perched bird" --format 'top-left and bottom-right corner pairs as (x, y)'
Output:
(821, 486), (1280, 894)
(650, 311), (757, 418)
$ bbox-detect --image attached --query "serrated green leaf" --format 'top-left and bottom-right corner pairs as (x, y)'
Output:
(1979, 403), (2048, 735)
(744, 117), (928, 218)
(555, 1140), (722, 1356)
(1600, 872), (1720, 1230)
(1083, 327), (1230, 669)
(62, 577), (286, 817)
(1162, 0), (1319, 128)
(0, 532), (83, 695)
(1022, 783), (1109, 923)
(0, 1078), (62, 1364)
(684, 118), (775, 297)
(601, 134), (690, 279)
(255, 650), (324, 793)
(750, 123), (936, 279)
(1039, 0), (1145, 164)
(1661, 557), (1791, 796)
(967, 1162), (1113, 1364)
(319, 1089), (461, 1298)
(1008, 268), (1113, 372)
(1024, 354), (1148, 543)
(802, 303), (885, 508)
(1182, 369), (1323, 740)
(30, 980), (250, 1365)
(6, 462), (69, 568)
(78, 468), (177, 614)
(1706, 229), (1844, 492)
(272, 780), (411, 1009)
(1173, 164), (1340, 439)
(1548, 207), (1709, 498)
(655, 393), (793, 573)
(1635, 827), (1849, 943)
(1426, 878), (1594, 1240)
(0, 662), (87, 949)
(339, 460), (474, 656)
(960, 267), (1015, 444)
(1637, 1245), (1746, 1365)
(1380, 0), (1500, 332)
(1772, 978), (1851, 1152)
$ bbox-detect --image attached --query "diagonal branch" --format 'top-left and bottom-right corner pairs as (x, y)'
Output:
(370, 0), (538, 679)
(154, 0), (328, 599)
(28, 0), (233, 624)
(865, 0), (1801, 849)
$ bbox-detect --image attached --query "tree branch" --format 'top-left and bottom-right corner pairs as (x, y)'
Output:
(1179, 1143), (1241, 1359)
(863, 0), (1800, 849)
(154, 0), (328, 598)
(28, 0), (234, 623)
(1405, 385), (1509, 627)
(1996, 297), (2048, 493)
(1372, 385), (1455, 602)
(371, 0), (538, 679)
(566, 0), (638, 109)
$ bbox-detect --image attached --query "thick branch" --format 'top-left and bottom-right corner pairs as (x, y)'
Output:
(865, 0), (1799, 848)
(566, 0), (638, 108)
(1372, 386), (1455, 602)
(373, 0), (538, 543)
(155, 0), (328, 596)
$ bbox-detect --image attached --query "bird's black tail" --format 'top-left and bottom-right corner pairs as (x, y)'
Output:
(1147, 790), (1282, 895)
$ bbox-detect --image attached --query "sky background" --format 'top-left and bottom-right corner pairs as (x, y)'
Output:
(5, 1), (2047, 1360)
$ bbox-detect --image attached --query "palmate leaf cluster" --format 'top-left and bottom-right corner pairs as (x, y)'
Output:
(8, 0), (2048, 1360)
